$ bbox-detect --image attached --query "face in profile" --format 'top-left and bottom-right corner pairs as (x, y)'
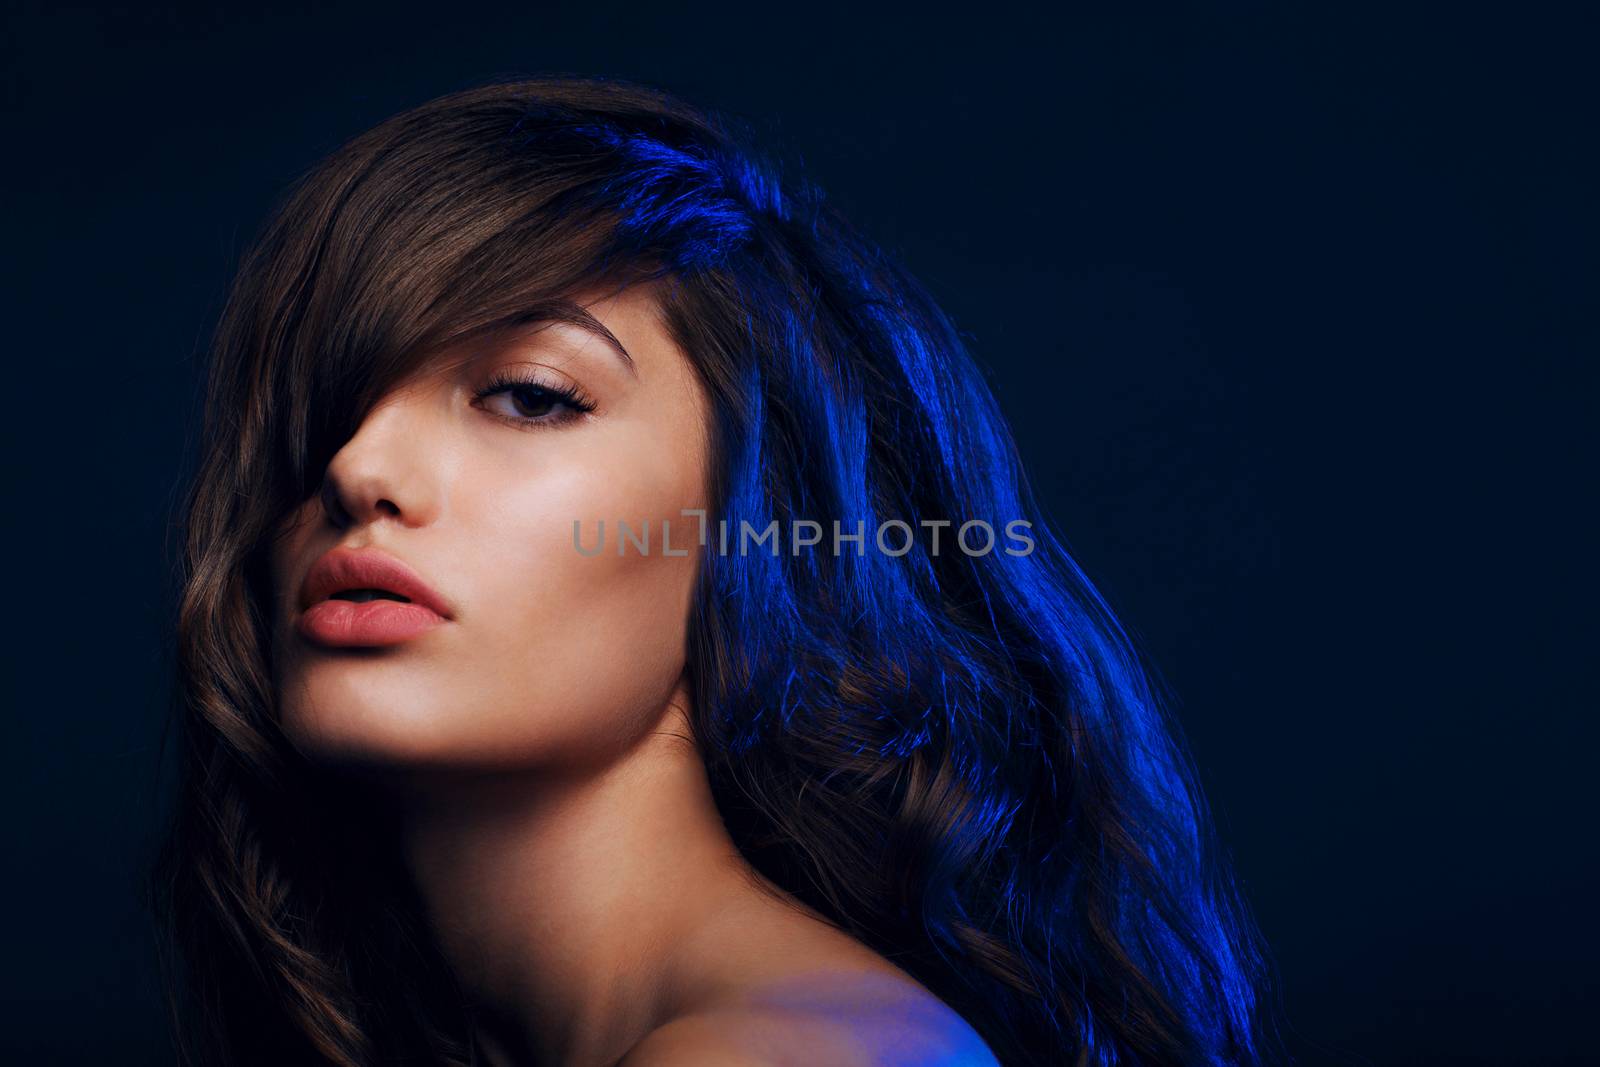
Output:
(267, 283), (712, 773)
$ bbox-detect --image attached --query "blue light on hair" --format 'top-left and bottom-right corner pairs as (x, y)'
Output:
(160, 76), (1277, 1066)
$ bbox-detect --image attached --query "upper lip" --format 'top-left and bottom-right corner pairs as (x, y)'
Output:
(299, 546), (455, 619)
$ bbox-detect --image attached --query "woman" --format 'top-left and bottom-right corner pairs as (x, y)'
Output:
(151, 75), (1275, 1066)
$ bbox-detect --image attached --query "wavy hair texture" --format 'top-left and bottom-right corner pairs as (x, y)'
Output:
(150, 74), (1278, 1066)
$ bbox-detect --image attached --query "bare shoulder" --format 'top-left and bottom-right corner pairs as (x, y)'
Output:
(613, 1012), (776, 1066)
(615, 971), (1000, 1067)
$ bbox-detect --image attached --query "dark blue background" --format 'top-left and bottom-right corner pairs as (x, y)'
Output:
(5, 4), (1594, 1064)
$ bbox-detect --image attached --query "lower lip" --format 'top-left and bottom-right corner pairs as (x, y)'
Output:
(297, 599), (448, 648)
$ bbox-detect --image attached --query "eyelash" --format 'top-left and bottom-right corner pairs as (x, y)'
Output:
(472, 371), (597, 430)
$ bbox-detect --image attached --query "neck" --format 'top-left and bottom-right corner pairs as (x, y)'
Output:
(385, 694), (766, 1067)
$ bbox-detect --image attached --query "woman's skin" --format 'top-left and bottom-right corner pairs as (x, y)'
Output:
(267, 282), (998, 1067)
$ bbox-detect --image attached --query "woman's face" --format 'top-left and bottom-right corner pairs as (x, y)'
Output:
(268, 282), (711, 772)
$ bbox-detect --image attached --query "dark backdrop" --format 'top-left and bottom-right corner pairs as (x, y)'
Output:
(5, 4), (1593, 1064)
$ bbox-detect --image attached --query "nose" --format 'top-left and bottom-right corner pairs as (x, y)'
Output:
(318, 389), (443, 531)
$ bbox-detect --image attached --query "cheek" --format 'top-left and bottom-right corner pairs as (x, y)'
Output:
(433, 438), (707, 763)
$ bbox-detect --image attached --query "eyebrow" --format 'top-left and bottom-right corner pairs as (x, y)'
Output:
(515, 300), (639, 379)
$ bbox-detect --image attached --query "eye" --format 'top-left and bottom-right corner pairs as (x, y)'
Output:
(472, 372), (597, 429)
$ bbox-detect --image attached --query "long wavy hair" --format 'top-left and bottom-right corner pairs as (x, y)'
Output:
(150, 74), (1277, 1066)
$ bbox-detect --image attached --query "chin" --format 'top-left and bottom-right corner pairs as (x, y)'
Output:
(275, 661), (484, 771)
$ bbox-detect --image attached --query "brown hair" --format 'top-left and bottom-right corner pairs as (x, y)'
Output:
(150, 74), (1274, 1065)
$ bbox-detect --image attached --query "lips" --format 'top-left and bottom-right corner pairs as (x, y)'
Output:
(296, 546), (454, 648)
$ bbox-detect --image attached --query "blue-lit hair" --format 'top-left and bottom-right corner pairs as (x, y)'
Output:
(153, 75), (1277, 1066)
